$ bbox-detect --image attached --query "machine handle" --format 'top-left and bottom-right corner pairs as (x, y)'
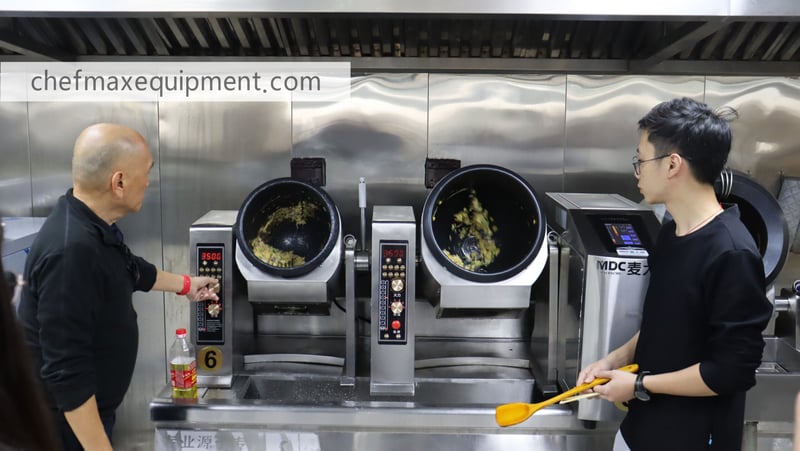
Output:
(359, 177), (367, 251)
(358, 177), (367, 208)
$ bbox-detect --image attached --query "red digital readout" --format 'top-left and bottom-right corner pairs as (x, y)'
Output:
(201, 251), (222, 261)
(383, 248), (405, 259)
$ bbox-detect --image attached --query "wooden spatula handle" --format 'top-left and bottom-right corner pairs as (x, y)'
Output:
(545, 363), (639, 407)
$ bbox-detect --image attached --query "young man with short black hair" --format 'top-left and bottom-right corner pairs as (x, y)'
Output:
(578, 97), (772, 451)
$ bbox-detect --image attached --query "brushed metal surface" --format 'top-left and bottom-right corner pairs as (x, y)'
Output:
(704, 77), (800, 295)
(0, 102), (32, 217)
(746, 337), (800, 422)
(235, 223), (342, 304)
(150, 374), (556, 426)
(150, 429), (611, 451)
(578, 255), (648, 422)
(292, 74), (429, 242)
(189, 213), (237, 388)
(420, 235), (549, 310)
(158, 101), (292, 352)
(6, 74), (800, 449)
(704, 77), (800, 195)
(428, 74), (567, 196)
(370, 206), (416, 395)
(0, 0), (739, 16)
(563, 75), (705, 200)
(151, 373), (613, 451)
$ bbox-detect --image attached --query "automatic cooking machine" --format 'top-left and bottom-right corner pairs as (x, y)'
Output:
(235, 178), (342, 313)
(190, 178), (344, 388)
(546, 193), (661, 423)
(189, 177), (424, 395)
(155, 169), (659, 450)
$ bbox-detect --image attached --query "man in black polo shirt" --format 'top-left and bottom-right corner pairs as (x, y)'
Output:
(18, 123), (219, 451)
(577, 98), (772, 451)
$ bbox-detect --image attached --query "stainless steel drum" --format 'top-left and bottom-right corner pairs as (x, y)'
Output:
(422, 165), (547, 282)
(234, 178), (343, 308)
(420, 164), (549, 312)
(236, 177), (340, 278)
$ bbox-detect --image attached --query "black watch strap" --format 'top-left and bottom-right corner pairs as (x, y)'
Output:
(634, 371), (651, 401)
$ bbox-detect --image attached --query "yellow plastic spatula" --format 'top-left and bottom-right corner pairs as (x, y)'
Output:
(495, 363), (639, 427)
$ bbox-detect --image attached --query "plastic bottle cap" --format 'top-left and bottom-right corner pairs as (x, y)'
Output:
(176, 328), (187, 335)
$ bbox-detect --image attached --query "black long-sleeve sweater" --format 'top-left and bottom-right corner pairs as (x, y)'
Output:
(620, 205), (773, 451)
(18, 190), (157, 416)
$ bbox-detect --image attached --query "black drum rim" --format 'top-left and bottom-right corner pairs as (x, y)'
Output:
(421, 164), (547, 283)
(714, 170), (789, 285)
(235, 177), (340, 278)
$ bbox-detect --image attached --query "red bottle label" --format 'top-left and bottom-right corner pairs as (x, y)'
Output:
(170, 360), (197, 389)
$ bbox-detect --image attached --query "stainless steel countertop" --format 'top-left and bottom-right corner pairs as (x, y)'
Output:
(150, 372), (602, 433)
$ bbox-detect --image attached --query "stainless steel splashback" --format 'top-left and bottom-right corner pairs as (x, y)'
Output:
(293, 74), (429, 238)
(0, 102), (32, 217)
(429, 74), (567, 195)
(563, 75), (706, 199)
(2, 74), (800, 447)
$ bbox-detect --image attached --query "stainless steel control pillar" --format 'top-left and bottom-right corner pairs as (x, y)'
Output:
(370, 206), (416, 396)
(189, 211), (237, 388)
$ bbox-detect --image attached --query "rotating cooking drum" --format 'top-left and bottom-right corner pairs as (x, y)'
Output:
(422, 165), (547, 284)
(420, 165), (549, 312)
(236, 178), (340, 278)
(714, 169), (789, 286)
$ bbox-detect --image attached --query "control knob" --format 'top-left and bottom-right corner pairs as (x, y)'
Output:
(207, 302), (222, 318)
(390, 278), (404, 292)
(390, 301), (404, 315)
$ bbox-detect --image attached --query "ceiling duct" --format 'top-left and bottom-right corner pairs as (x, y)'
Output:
(0, 1), (798, 75)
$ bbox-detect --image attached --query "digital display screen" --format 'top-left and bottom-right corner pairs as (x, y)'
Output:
(201, 251), (222, 261)
(383, 248), (405, 259)
(605, 223), (642, 246)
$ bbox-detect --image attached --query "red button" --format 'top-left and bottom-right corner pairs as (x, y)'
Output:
(391, 320), (401, 330)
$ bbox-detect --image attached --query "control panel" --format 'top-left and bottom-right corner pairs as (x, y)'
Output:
(370, 205), (416, 396)
(377, 242), (409, 344)
(587, 213), (654, 256)
(196, 245), (224, 345)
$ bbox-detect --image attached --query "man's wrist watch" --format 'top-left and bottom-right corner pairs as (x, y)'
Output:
(634, 371), (651, 402)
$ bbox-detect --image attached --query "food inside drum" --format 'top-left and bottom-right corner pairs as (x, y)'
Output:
(236, 177), (340, 278)
(249, 200), (319, 268)
(421, 164), (547, 283)
(438, 189), (500, 272)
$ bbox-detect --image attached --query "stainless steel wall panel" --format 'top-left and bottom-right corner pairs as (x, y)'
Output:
(428, 74), (567, 197)
(11, 74), (800, 451)
(292, 74), (429, 240)
(158, 101), (292, 357)
(27, 103), (79, 217)
(27, 101), (162, 448)
(0, 102), (32, 217)
(704, 76), (800, 294)
(27, 103), (158, 215)
(563, 75), (706, 200)
(704, 77), (800, 194)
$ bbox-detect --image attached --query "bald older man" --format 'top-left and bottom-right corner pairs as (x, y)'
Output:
(18, 123), (219, 451)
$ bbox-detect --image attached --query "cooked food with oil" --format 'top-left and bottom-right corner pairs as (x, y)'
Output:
(249, 200), (319, 267)
(439, 190), (499, 271)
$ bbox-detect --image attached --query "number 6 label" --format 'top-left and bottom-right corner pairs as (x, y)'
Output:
(198, 346), (222, 371)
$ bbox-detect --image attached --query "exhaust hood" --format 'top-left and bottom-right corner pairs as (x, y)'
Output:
(0, 0), (798, 75)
